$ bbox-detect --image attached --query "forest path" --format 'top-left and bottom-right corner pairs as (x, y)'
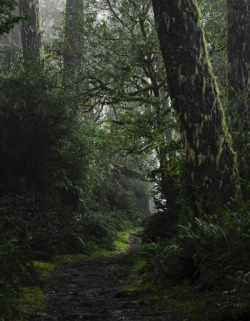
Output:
(29, 236), (180, 321)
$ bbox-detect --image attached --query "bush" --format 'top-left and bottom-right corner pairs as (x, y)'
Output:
(138, 199), (250, 320)
(0, 239), (36, 319)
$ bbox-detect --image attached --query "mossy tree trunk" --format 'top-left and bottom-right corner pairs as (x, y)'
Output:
(227, 0), (250, 137)
(151, 0), (238, 211)
(226, 0), (249, 198)
(19, 0), (41, 64)
(64, 0), (84, 75)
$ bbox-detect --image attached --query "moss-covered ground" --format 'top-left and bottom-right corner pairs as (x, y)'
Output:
(118, 257), (219, 321)
(15, 226), (204, 321)
(15, 226), (143, 320)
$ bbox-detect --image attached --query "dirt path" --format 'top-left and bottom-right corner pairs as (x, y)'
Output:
(30, 238), (180, 321)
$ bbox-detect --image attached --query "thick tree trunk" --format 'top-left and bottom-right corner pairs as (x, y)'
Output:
(64, 0), (84, 74)
(227, 0), (250, 137)
(226, 0), (249, 197)
(151, 0), (238, 211)
(19, 0), (41, 64)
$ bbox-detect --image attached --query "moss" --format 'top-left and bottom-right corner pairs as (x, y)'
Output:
(33, 261), (57, 279)
(198, 153), (206, 166)
(15, 262), (59, 319)
(202, 77), (206, 96)
(187, 148), (196, 164)
(119, 255), (210, 320)
(160, 281), (208, 320)
(216, 134), (225, 168)
(16, 287), (47, 319)
(130, 259), (147, 278)
(16, 226), (144, 319)
(117, 258), (151, 297)
(91, 227), (143, 257)
(178, 74), (184, 87)
(119, 279), (153, 294)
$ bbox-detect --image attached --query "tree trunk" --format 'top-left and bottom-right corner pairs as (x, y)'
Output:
(227, 0), (250, 136)
(19, 0), (41, 64)
(226, 0), (249, 198)
(64, 0), (84, 74)
(151, 0), (238, 211)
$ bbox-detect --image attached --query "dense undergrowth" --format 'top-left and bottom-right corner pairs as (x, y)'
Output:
(131, 197), (250, 321)
(0, 65), (150, 320)
(0, 217), (144, 320)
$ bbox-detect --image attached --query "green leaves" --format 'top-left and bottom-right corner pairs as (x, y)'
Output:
(0, 0), (28, 36)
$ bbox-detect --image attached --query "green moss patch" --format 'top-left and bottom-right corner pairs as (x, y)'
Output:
(118, 258), (151, 296)
(33, 261), (57, 279)
(16, 286), (47, 319)
(91, 227), (143, 257)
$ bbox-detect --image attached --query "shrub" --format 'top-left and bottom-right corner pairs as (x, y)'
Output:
(0, 239), (36, 320)
(138, 199), (250, 320)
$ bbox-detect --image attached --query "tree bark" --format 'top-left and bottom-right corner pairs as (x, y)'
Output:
(151, 0), (238, 211)
(64, 0), (84, 74)
(19, 0), (41, 64)
(226, 0), (249, 192)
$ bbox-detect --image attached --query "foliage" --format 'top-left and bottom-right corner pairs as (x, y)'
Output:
(0, 0), (27, 36)
(17, 286), (47, 318)
(0, 63), (147, 251)
(198, 0), (227, 87)
(0, 0), (249, 320)
(40, 0), (64, 41)
(137, 199), (250, 320)
(0, 62), (150, 319)
(144, 154), (193, 241)
(0, 239), (37, 319)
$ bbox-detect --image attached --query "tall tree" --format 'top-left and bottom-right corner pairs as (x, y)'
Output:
(19, 0), (41, 64)
(64, 0), (84, 74)
(226, 0), (249, 182)
(151, 0), (238, 211)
